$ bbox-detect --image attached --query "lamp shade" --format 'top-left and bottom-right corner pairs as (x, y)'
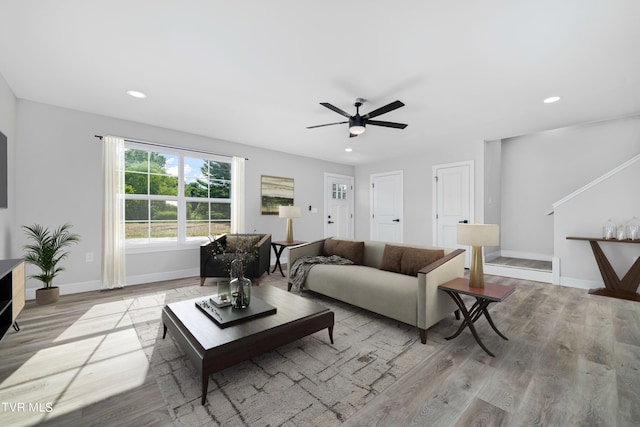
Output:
(279, 205), (300, 219)
(457, 224), (499, 247)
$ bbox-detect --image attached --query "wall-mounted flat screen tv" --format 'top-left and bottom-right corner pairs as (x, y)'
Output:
(0, 131), (6, 208)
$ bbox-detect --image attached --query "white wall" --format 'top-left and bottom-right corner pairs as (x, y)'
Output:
(14, 100), (353, 296)
(0, 72), (16, 260)
(554, 158), (640, 289)
(483, 139), (502, 258)
(353, 140), (480, 246)
(500, 116), (640, 260)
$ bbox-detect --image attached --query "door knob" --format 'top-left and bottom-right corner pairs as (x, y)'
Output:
(458, 220), (469, 223)
(392, 219), (400, 222)
(328, 221), (334, 224)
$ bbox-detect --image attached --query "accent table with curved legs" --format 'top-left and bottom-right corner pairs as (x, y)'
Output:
(438, 278), (515, 357)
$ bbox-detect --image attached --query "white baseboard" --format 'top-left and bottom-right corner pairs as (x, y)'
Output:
(125, 268), (199, 286)
(558, 276), (602, 290)
(26, 268), (200, 300)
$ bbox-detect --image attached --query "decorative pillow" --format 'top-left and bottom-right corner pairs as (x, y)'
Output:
(322, 238), (365, 265)
(379, 244), (405, 273)
(226, 235), (260, 252)
(400, 248), (444, 276)
(380, 244), (444, 276)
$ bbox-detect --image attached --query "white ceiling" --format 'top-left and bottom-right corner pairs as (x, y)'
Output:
(1, 1), (639, 165)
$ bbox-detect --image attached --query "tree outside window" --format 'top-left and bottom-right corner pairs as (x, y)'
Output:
(124, 147), (231, 245)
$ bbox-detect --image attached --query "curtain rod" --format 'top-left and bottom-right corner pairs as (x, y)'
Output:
(93, 134), (248, 160)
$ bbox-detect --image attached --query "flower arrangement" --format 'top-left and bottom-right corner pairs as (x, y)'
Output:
(209, 234), (259, 278)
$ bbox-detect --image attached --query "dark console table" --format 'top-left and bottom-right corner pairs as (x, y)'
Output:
(566, 237), (640, 301)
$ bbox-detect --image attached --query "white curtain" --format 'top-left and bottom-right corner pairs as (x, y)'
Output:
(231, 156), (245, 233)
(101, 135), (126, 289)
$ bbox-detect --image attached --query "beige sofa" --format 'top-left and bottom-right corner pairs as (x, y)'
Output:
(287, 238), (465, 344)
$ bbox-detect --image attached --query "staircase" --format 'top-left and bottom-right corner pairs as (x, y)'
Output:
(484, 256), (553, 283)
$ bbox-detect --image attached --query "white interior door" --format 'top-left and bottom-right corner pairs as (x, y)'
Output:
(324, 173), (354, 239)
(433, 161), (473, 264)
(371, 171), (403, 243)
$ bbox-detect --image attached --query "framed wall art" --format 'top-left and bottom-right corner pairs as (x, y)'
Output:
(260, 175), (294, 215)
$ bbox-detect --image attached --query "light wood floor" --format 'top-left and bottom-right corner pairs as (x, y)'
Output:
(344, 275), (640, 427)
(0, 278), (194, 426)
(1, 274), (638, 426)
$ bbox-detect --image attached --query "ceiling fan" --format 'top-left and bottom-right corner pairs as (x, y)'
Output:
(307, 98), (407, 137)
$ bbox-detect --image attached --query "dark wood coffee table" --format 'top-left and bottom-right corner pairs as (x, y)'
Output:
(162, 285), (334, 404)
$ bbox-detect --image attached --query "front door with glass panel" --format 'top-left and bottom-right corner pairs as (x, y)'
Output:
(325, 173), (354, 239)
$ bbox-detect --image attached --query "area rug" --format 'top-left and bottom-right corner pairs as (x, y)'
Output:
(133, 275), (451, 426)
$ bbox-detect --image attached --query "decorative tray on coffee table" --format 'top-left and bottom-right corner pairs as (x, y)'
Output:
(195, 296), (277, 328)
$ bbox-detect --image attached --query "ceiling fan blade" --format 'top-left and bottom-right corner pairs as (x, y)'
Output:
(320, 102), (352, 118)
(306, 121), (348, 129)
(363, 100), (405, 119)
(366, 119), (408, 129)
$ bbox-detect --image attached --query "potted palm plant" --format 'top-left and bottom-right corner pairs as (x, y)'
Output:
(23, 223), (80, 305)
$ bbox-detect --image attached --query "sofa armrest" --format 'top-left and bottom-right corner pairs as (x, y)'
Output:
(286, 239), (326, 283)
(417, 249), (465, 330)
(254, 234), (272, 277)
(256, 233), (271, 249)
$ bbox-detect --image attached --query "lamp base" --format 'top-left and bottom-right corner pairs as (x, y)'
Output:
(285, 218), (293, 243)
(469, 245), (485, 288)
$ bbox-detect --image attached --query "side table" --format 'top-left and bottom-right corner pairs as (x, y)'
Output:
(438, 278), (515, 357)
(271, 240), (306, 277)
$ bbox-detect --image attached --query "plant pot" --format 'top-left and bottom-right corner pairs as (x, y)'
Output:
(36, 286), (59, 305)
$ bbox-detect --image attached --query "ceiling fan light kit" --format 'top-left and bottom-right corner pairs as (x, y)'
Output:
(308, 98), (407, 137)
(349, 115), (366, 135)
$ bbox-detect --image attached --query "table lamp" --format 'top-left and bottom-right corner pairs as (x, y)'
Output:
(279, 206), (300, 243)
(457, 223), (500, 288)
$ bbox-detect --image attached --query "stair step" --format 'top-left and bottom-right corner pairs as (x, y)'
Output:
(485, 257), (552, 272)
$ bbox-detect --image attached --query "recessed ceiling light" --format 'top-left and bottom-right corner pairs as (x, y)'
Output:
(543, 96), (560, 104)
(127, 90), (147, 99)
(345, 148), (353, 152)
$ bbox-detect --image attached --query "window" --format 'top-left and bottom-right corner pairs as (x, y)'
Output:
(332, 183), (347, 200)
(124, 144), (232, 246)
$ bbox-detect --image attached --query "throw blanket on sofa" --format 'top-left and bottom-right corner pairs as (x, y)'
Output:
(290, 255), (353, 293)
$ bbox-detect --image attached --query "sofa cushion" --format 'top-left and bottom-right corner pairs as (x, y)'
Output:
(400, 247), (444, 276)
(226, 235), (260, 252)
(380, 244), (444, 276)
(322, 238), (365, 265)
(379, 244), (405, 273)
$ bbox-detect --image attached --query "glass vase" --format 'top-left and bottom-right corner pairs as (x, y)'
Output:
(230, 276), (251, 309)
(627, 217), (640, 240)
(602, 219), (617, 240)
(229, 258), (251, 309)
